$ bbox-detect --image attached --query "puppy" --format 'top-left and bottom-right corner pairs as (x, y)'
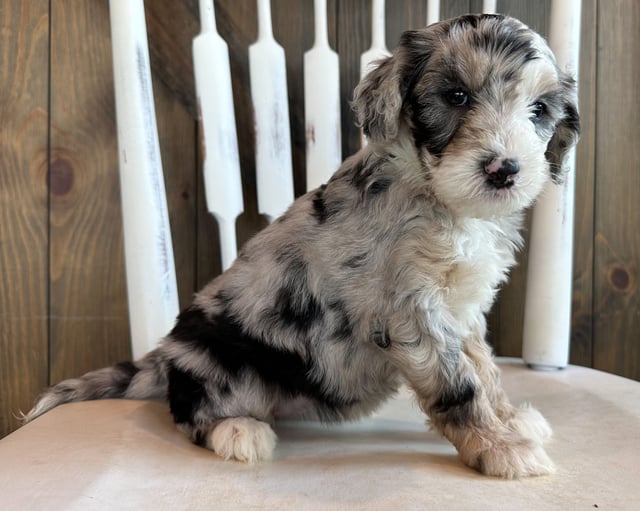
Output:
(25, 14), (579, 478)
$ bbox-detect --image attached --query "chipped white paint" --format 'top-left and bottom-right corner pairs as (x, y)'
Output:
(427, 0), (440, 25)
(193, 0), (244, 270)
(523, 0), (581, 369)
(249, 0), (294, 222)
(109, 0), (179, 359)
(304, 0), (342, 191)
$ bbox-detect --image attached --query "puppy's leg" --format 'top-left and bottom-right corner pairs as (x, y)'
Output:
(390, 331), (554, 478)
(168, 365), (277, 463)
(463, 323), (552, 444)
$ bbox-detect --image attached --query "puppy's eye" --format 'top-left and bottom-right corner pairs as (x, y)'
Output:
(530, 101), (546, 121)
(445, 90), (469, 107)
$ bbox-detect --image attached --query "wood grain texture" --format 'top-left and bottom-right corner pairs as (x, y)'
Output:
(593, 0), (640, 380)
(337, 0), (369, 158)
(570, 0), (597, 368)
(49, 0), (131, 383)
(152, 76), (198, 310)
(146, 0), (199, 119)
(0, 1), (50, 438)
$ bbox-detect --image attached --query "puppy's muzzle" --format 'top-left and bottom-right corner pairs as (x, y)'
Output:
(483, 157), (520, 189)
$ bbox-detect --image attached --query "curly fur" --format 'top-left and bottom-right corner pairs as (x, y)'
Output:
(25, 14), (579, 479)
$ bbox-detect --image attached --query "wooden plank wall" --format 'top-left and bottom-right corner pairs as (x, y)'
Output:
(1, 0), (638, 438)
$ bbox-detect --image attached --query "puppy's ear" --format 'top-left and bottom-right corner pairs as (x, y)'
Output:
(352, 56), (403, 142)
(352, 29), (436, 144)
(546, 75), (580, 183)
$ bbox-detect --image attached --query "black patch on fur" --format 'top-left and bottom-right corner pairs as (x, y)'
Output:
(546, 102), (580, 182)
(311, 184), (342, 224)
(350, 157), (393, 202)
(170, 306), (347, 408)
(409, 92), (465, 156)
(343, 252), (368, 269)
(400, 51), (431, 106)
(368, 178), (392, 195)
(113, 361), (140, 395)
(433, 381), (476, 426)
(191, 425), (209, 447)
(328, 300), (354, 340)
(350, 159), (373, 192)
(372, 329), (391, 349)
(311, 184), (328, 223)
(561, 103), (580, 135)
(214, 289), (233, 308)
(273, 256), (323, 334)
(167, 363), (208, 425)
(454, 14), (538, 63)
(276, 286), (323, 333)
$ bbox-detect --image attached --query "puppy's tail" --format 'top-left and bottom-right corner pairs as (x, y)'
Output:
(22, 348), (167, 422)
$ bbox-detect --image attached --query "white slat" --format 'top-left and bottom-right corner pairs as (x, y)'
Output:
(250, 0), (295, 223)
(483, 0), (498, 14)
(522, 0), (582, 369)
(360, 0), (389, 78)
(427, 0), (440, 25)
(109, 0), (180, 359)
(193, 0), (244, 270)
(304, 0), (342, 191)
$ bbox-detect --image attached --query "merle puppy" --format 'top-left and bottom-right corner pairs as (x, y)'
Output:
(26, 14), (579, 478)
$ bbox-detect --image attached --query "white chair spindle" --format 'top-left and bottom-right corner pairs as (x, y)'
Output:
(304, 0), (342, 191)
(109, 0), (180, 359)
(427, 0), (440, 25)
(193, 0), (244, 270)
(483, 0), (498, 14)
(250, 0), (295, 223)
(522, 0), (582, 369)
(360, 0), (389, 79)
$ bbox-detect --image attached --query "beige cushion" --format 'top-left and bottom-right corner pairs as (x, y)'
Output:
(1, 358), (638, 510)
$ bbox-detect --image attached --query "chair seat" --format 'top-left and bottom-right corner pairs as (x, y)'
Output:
(1, 358), (638, 510)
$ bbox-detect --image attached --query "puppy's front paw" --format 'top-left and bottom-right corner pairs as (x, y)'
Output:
(470, 439), (555, 479)
(207, 417), (277, 463)
(506, 403), (553, 444)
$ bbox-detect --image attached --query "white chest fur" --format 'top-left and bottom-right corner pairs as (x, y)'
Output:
(422, 217), (521, 341)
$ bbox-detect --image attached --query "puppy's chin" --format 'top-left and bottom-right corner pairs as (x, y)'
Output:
(428, 158), (548, 219)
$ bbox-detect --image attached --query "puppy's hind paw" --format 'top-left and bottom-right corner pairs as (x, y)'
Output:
(471, 439), (556, 479)
(207, 417), (277, 463)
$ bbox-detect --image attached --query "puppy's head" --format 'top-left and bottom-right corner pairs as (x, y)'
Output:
(352, 14), (580, 218)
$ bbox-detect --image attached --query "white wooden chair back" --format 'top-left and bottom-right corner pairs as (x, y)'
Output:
(108, 0), (581, 366)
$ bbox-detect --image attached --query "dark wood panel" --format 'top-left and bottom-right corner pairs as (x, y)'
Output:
(337, 0), (369, 158)
(146, 0), (199, 119)
(593, 0), (640, 380)
(152, 77), (199, 310)
(571, 0), (598, 368)
(0, 1), (50, 438)
(49, 0), (131, 383)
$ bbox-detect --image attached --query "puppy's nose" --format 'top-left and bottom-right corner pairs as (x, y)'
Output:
(483, 158), (520, 188)
(484, 158), (520, 177)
